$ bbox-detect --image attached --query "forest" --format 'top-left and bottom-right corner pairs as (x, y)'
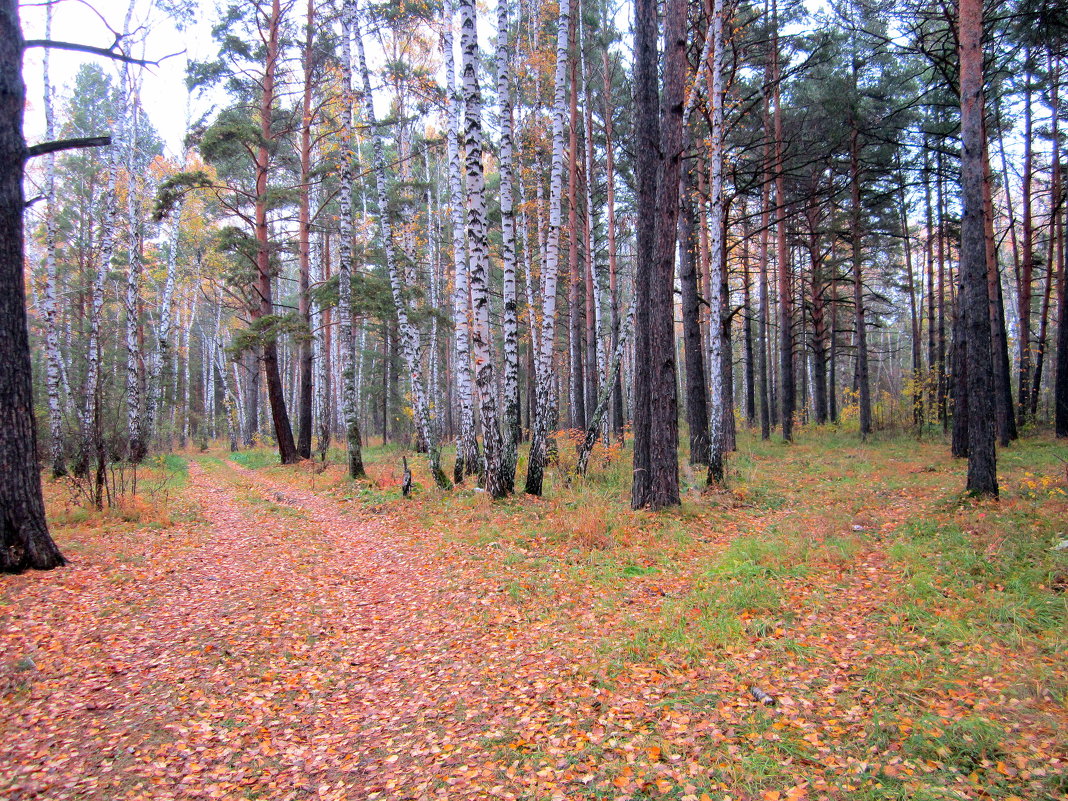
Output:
(1, 0), (1067, 797)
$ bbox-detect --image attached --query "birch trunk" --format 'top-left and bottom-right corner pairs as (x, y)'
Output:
(496, 0), (520, 492)
(579, 16), (607, 446)
(337, 0), (366, 478)
(40, 2), (67, 477)
(576, 293), (637, 476)
(124, 75), (146, 462)
(707, 0), (726, 484)
(603, 48), (624, 439)
(354, 2), (450, 488)
(81, 41), (128, 473)
(147, 200), (181, 449)
(459, 0), (508, 497)
(314, 227), (331, 459)
(443, 1), (480, 482)
(524, 0), (570, 497)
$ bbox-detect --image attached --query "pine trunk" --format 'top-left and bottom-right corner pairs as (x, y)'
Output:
(1, 0), (66, 571)
(256, 0), (298, 464)
(631, 0), (683, 510)
(296, 0), (315, 460)
(958, 0), (998, 494)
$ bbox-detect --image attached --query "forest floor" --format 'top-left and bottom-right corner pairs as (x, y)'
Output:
(2, 428), (1067, 801)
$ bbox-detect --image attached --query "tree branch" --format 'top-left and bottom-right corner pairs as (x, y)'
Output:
(22, 39), (184, 67)
(25, 136), (111, 159)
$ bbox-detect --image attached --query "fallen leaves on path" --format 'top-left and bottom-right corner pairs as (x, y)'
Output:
(2, 439), (1066, 800)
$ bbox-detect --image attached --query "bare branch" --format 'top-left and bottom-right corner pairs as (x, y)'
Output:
(22, 39), (185, 67)
(25, 135), (111, 159)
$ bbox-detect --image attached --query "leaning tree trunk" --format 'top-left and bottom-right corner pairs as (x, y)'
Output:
(679, 176), (709, 465)
(1033, 55), (1060, 419)
(581, 15), (608, 447)
(566, 15), (585, 432)
(524, 0), (570, 497)
(443, 0), (480, 483)
(336, 0), (366, 478)
(1, 0), (66, 571)
(982, 133), (1016, 445)
(850, 124), (872, 439)
(1018, 54), (1035, 423)
(576, 293), (637, 476)
(603, 46), (625, 440)
(758, 109), (772, 441)
(958, 0), (998, 494)
(355, 2), (449, 488)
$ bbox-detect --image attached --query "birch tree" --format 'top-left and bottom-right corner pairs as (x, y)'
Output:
(354, 0), (450, 488)
(459, 0), (509, 498)
(337, 0), (367, 478)
(496, 0), (521, 492)
(39, 0), (68, 477)
(707, 0), (727, 484)
(524, 0), (570, 497)
(442, 0), (480, 483)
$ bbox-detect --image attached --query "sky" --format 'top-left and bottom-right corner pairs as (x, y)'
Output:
(21, 0), (214, 157)
(20, 0), (445, 159)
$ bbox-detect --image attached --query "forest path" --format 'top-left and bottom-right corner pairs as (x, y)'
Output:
(0, 458), (592, 800)
(5, 450), (1063, 801)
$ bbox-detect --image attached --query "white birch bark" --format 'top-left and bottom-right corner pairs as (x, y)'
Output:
(460, 0), (506, 497)
(576, 290), (637, 475)
(524, 0), (569, 496)
(182, 298), (196, 447)
(495, 0), (520, 492)
(40, 1), (68, 476)
(337, 0), (367, 478)
(147, 199), (181, 449)
(354, 2), (450, 488)
(81, 8), (132, 469)
(313, 222), (331, 458)
(579, 13), (609, 446)
(425, 156), (442, 440)
(707, 0), (727, 483)
(442, 0), (480, 481)
(124, 75), (146, 461)
(211, 305), (238, 451)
